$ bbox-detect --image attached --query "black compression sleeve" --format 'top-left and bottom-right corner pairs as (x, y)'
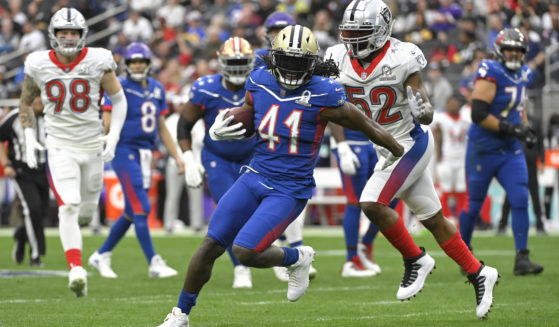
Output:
(177, 115), (195, 142)
(471, 99), (491, 124)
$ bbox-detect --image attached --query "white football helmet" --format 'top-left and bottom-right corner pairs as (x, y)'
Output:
(270, 25), (319, 90)
(48, 8), (88, 56)
(218, 37), (255, 85)
(339, 0), (393, 59)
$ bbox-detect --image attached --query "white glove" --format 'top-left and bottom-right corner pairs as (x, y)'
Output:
(101, 133), (119, 162)
(377, 146), (401, 170)
(337, 141), (360, 176)
(24, 128), (44, 169)
(407, 85), (426, 119)
(209, 109), (246, 141)
(183, 150), (205, 188)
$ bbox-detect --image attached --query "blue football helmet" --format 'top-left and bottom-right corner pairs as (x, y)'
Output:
(263, 12), (296, 46)
(124, 42), (152, 82)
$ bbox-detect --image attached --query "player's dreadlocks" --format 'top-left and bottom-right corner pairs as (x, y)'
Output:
(261, 55), (340, 80)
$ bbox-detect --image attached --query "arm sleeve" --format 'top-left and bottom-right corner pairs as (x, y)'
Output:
(107, 89), (127, 138)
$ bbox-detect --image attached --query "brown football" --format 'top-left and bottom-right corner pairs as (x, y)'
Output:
(224, 106), (255, 137)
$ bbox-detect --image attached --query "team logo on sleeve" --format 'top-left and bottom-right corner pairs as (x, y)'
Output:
(379, 65), (396, 81)
(295, 90), (312, 107)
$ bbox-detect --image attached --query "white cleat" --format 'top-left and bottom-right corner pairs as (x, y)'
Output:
(467, 264), (500, 319)
(88, 251), (117, 278)
(157, 307), (189, 327)
(287, 246), (314, 302)
(357, 243), (382, 274)
(232, 265), (253, 289)
(149, 255), (178, 278)
(341, 256), (377, 277)
(273, 266), (289, 282)
(68, 266), (88, 297)
(396, 248), (435, 300)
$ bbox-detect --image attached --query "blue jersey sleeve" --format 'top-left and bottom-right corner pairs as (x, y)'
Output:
(308, 77), (347, 108)
(189, 77), (209, 108)
(475, 60), (501, 84)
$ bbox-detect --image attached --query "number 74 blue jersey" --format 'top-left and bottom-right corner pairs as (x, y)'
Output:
(102, 76), (168, 149)
(468, 59), (533, 151)
(245, 68), (347, 199)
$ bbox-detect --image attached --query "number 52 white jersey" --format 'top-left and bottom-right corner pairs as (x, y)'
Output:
(325, 38), (427, 140)
(24, 47), (117, 151)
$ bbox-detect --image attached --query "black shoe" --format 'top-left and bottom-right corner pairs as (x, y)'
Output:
(514, 249), (543, 275)
(496, 225), (506, 235)
(30, 257), (43, 268)
(536, 222), (547, 235)
(12, 234), (25, 264)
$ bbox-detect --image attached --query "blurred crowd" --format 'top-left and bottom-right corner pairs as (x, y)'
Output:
(0, 0), (559, 232)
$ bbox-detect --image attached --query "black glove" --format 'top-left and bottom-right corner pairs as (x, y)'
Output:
(499, 120), (537, 148)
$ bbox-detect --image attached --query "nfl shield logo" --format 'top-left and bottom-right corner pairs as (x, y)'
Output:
(361, 72), (367, 80)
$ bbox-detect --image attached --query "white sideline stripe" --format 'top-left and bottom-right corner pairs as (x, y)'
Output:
(239, 300), (403, 306)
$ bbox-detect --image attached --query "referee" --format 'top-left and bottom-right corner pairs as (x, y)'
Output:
(0, 99), (48, 267)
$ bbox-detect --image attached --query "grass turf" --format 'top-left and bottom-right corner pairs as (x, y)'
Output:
(0, 229), (558, 326)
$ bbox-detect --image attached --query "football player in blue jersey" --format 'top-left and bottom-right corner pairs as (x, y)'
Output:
(176, 36), (257, 289)
(157, 25), (403, 327)
(459, 28), (543, 276)
(254, 11), (295, 69)
(88, 42), (184, 279)
(330, 124), (400, 277)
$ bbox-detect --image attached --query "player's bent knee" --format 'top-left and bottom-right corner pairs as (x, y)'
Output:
(78, 202), (97, 225)
(198, 237), (227, 261)
(232, 245), (256, 266)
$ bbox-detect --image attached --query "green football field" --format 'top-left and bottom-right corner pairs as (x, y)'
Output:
(1, 228), (558, 327)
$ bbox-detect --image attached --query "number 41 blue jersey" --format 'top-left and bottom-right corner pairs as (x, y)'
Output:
(468, 59), (533, 151)
(102, 76), (168, 149)
(245, 68), (347, 199)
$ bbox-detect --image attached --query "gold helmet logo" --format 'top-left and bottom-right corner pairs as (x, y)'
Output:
(270, 25), (319, 90)
(217, 37), (255, 85)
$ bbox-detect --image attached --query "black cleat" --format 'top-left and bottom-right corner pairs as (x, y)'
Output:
(12, 231), (25, 264)
(514, 249), (543, 276)
(30, 257), (44, 268)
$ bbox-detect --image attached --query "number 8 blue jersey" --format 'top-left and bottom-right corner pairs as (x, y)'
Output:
(245, 68), (347, 199)
(102, 76), (168, 149)
(468, 59), (533, 151)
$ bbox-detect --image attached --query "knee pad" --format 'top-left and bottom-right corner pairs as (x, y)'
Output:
(59, 204), (79, 222)
(78, 202), (98, 225)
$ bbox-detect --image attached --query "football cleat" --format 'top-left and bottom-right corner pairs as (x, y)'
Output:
(514, 249), (543, 276)
(232, 265), (253, 289)
(357, 242), (382, 274)
(341, 256), (377, 277)
(29, 257), (43, 268)
(149, 255), (178, 278)
(68, 266), (88, 297)
(12, 236), (24, 264)
(287, 246), (315, 302)
(396, 248), (435, 300)
(467, 264), (499, 319)
(157, 307), (189, 327)
(309, 264), (318, 280)
(88, 251), (117, 278)
(273, 266), (289, 282)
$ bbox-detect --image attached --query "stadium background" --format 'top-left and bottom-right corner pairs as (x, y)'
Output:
(0, 0), (558, 233)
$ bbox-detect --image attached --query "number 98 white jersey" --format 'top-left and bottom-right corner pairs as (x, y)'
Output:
(24, 47), (117, 152)
(324, 38), (427, 140)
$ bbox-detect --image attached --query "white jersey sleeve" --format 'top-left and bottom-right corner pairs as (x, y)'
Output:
(24, 47), (117, 152)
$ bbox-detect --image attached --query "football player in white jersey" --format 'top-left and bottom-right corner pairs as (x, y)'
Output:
(325, 0), (498, 319)
(18, 8), (127, 297)
(431, 95), (471, 223)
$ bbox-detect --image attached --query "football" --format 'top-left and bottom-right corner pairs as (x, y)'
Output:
(224, 106), (255, 137)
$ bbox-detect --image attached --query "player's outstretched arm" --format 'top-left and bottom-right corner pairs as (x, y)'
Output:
(321, 102), (403, 158)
